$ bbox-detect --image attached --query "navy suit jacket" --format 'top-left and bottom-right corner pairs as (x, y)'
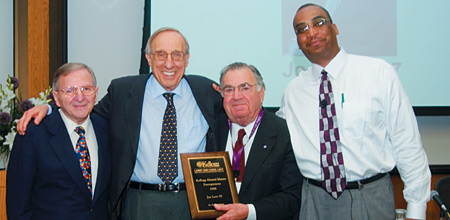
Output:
(212, 109), (303, 220)
(93, 73), (225, 217)
(6, 110), (110, 220)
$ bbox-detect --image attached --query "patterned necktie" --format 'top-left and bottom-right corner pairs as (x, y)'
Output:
(233, 129), (246, 182)
(319, 70), (346, 199)
(74, 126), (92, 196)
(158, 93), (178, 184)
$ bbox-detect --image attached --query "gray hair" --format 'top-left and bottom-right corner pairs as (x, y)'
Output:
(219, 62), (265, 90)
(52, 62), (97, 90)
(144, 27), (190, 55)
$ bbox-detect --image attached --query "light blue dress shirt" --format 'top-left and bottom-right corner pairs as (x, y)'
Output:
(130, 75), (208, 184)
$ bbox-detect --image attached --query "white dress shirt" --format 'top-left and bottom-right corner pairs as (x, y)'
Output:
(225, 120), (260, 220)
(277, 49), (431, 219)
(60, 109), (99, 196)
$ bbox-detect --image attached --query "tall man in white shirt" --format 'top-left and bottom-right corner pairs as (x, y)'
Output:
(276, 3), (431, 220)
(212, 62), (302, 220)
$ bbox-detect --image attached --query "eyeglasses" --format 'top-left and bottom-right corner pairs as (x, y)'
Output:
(56, 86), (97, 97)
(221, 83), (260, 96)
(151, 50), (186, 61)
(294, 17), (330, 34)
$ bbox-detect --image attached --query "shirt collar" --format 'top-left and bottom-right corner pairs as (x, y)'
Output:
(59, 108), (92, 134)
(149, 74), (186, 99)
(231, 119), (257, 137)
(312, 48), (348, 80)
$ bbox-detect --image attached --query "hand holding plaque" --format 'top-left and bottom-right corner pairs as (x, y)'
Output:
(181, 152), (239, 219)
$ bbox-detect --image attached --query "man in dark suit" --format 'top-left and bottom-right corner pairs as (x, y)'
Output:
(7, 63), (110, 220)
(17, 27), (225, 219)
(212, 62), (303, 220)
(95, 27), (224, 219)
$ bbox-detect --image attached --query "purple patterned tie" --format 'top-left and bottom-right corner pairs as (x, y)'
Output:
(158, 93), (178, 184)
(74, 126), (92, 196)
(319, 70), (346, 199)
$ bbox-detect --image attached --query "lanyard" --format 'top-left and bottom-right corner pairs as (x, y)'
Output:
(228, 108), (264, 171)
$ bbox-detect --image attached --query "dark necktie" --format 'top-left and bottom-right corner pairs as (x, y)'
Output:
(319, 70), (346, 199)
(158, 93), (178, 184)
(74, 126), (92, 196)
(233, 129), (246, 182)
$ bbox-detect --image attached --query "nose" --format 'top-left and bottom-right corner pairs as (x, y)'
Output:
(163, 56), (175, 69)
(307, 25), (318, 36)
(73, 89), (85, 101)
(231, 89), (243, 99)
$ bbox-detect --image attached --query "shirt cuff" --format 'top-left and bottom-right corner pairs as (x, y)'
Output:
(247, 204), (256, 220)
(47, 104), (52, 115)
(406, 202), (427, 220)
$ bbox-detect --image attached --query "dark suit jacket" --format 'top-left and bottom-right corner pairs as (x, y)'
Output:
(6, 110), (110, 220)
(93, 73), (225, 217)
(211, 109), (303, 220)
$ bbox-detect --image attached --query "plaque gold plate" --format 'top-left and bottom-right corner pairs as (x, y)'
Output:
(181, 152), (239, 219)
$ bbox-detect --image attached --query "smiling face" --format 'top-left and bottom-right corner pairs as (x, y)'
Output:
(222, 67), (264, 127)
(53, 68), (98, 125)
(145, 30), (190, 91)
(294, 5), (340, 67)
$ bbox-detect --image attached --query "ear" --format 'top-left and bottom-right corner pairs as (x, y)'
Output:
(332, 23), (339, 36)
(145, 53), (152, 68)
(52, 91), (61, 107)
(212, 83), (221, 93)
(94, 87), (99, 103)
(259, 87), (265, 103)
(184, 53), (190, 67)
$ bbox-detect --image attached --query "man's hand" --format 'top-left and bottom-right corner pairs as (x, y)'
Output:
(212, 83), (221, 93)
(214, 203), (249, 220)
(17, 105), (50, 135)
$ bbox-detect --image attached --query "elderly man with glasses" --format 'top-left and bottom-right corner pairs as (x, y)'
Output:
(7, 63), (111, 220)
(211, 62), (303, 220)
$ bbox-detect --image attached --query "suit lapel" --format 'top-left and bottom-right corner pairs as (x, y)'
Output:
(91, 113), (110, 204)
(47, 111), (92, 199)
(125, 74), (150, 158)
(239, 110), (276, 193)
(185, 75), (214, 124)
(214, 113), (230, 152)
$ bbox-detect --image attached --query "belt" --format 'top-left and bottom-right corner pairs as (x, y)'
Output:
(306, 173), (387, 190)
(129, 181), (186, 192)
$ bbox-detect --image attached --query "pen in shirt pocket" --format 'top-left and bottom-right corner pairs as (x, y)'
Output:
(341, 93), (344, 109)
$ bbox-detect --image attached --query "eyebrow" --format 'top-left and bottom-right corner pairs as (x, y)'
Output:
(222, 82), (251, 88)
(294, 15), (326, 27)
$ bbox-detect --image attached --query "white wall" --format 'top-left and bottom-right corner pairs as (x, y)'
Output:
(68, 0), (145, 99)
(0, 0), (13, 83)
(0, 0), (13, 169)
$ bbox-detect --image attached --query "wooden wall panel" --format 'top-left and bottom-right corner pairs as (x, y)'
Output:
(27, 0), (50, 98)
(15, 0), (50, 99)
(0, 170), (6, 220)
